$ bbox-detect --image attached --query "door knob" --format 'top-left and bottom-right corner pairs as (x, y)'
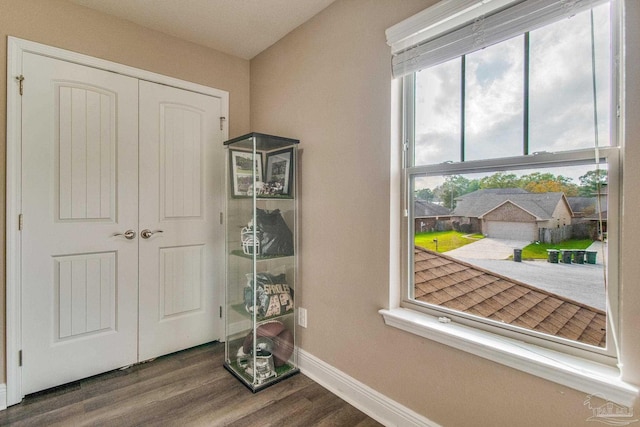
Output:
(113, 230), (136, 240)
(141, 229), (164, 239)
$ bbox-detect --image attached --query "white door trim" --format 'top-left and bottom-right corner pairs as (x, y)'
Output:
(6, 36), (229, 406)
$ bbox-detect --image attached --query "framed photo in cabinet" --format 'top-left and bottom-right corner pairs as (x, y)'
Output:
(230, 150), (263, 197)
(265, 148), (293, 196)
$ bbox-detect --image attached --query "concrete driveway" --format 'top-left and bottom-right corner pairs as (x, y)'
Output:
(444, 238), (606, 310)
(458, 257), (606, 310)
(445, 237), (529, 260)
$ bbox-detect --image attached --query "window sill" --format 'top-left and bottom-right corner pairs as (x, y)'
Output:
(379, 308), (638, 407)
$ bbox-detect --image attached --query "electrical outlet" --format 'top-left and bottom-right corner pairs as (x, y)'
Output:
(298, 307), (307, 328)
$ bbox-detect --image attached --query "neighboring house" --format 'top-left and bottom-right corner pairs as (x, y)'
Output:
(582, 210), (608, 240)
(451, 189), (574, 242)
(414, 199), (452, 232)
(414, 247), (605, 347)
(568, 189), (608, 240)
(567, 196), (598, 217)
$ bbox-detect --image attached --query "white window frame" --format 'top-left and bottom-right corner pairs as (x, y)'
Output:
(403, 61), (619, 361)
(380, 0), (639, 407)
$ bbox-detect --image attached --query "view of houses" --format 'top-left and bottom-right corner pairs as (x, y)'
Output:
(414, 170), (607, 243)
(412, 170), (608, 347)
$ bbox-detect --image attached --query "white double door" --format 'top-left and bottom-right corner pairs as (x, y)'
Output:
(20, 53), (224, 394)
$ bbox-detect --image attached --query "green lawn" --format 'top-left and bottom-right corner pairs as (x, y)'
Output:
(414, 230), (484, 252)
(521, 239), (594, 259)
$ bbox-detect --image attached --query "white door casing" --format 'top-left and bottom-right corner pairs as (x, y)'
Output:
(138, 81), (224, 361)
(7, 37), (229, 404)
(20, 52), (140, 394)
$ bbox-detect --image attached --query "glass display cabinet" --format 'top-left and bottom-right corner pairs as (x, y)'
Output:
(223, 132), (299, 391)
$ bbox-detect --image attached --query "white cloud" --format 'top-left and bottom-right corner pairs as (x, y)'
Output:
(414, 3), (611, 165)
(464, 35), (524, 160)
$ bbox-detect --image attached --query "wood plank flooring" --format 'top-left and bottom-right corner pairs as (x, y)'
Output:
(0, 342), (382, 426)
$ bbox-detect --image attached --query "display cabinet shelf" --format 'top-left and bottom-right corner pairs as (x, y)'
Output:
(223, 132), (299, 392)
(229, 250), (294, 261)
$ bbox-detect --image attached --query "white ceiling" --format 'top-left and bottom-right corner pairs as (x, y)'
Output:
(67, 0), (337, 60)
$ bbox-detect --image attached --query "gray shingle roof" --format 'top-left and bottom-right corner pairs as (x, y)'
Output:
(452, 189), (569, 220)
(414, 200), (452, 217)
(567, 197), (597, 214)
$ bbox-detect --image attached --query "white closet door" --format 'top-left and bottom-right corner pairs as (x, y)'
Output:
(21, 53), (140, 394)
(138, 81), (224, 361)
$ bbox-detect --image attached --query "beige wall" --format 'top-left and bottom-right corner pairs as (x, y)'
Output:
(0, 0), (250, 383)
(250, 0), (640, 425)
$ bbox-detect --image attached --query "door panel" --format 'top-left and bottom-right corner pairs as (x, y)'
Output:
(21, 53), (139, 394)
(138, 81), (224, 361)
(160, 104), (204, 219)
(160, 245), (204, 317)
(55, 252), (116, 338)
(57, 84), (116, 221)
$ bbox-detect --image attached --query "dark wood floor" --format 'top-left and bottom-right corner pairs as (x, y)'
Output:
(0, 342), (382, 426)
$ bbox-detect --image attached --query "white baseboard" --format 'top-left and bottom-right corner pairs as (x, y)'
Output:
(0, 383), (7, 411)
(298, 349), (440, 427)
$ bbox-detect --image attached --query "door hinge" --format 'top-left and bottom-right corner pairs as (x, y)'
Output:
(219, 306), (223, 318)
(219, 212), (224, 225)
(19, 350), (23, 367)
(16, 75), (25, 96)
(18, 213), (23, 230)
(219, 116), (226, 131)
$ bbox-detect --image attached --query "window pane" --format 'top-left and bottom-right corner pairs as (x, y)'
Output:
(465, 36), (524, 161)
(529, 4), (611, 152)
(412, 163), (608, 348)
(414, 58), (461, 166)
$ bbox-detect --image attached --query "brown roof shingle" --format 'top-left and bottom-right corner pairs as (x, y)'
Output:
(413, 247), (606, 347)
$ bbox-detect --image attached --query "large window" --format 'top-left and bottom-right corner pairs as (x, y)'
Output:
(401, 0), (618, 360)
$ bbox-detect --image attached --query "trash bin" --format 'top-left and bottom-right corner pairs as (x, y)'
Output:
(573, 250), (585, 264)
(585, 251), (597, 264)
(513, 248), (522, 262)
(547, 249), (559, 263)
(560, 249), (572, 264)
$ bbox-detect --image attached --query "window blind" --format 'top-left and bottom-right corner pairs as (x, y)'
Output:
(387, 0), (608, 78)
